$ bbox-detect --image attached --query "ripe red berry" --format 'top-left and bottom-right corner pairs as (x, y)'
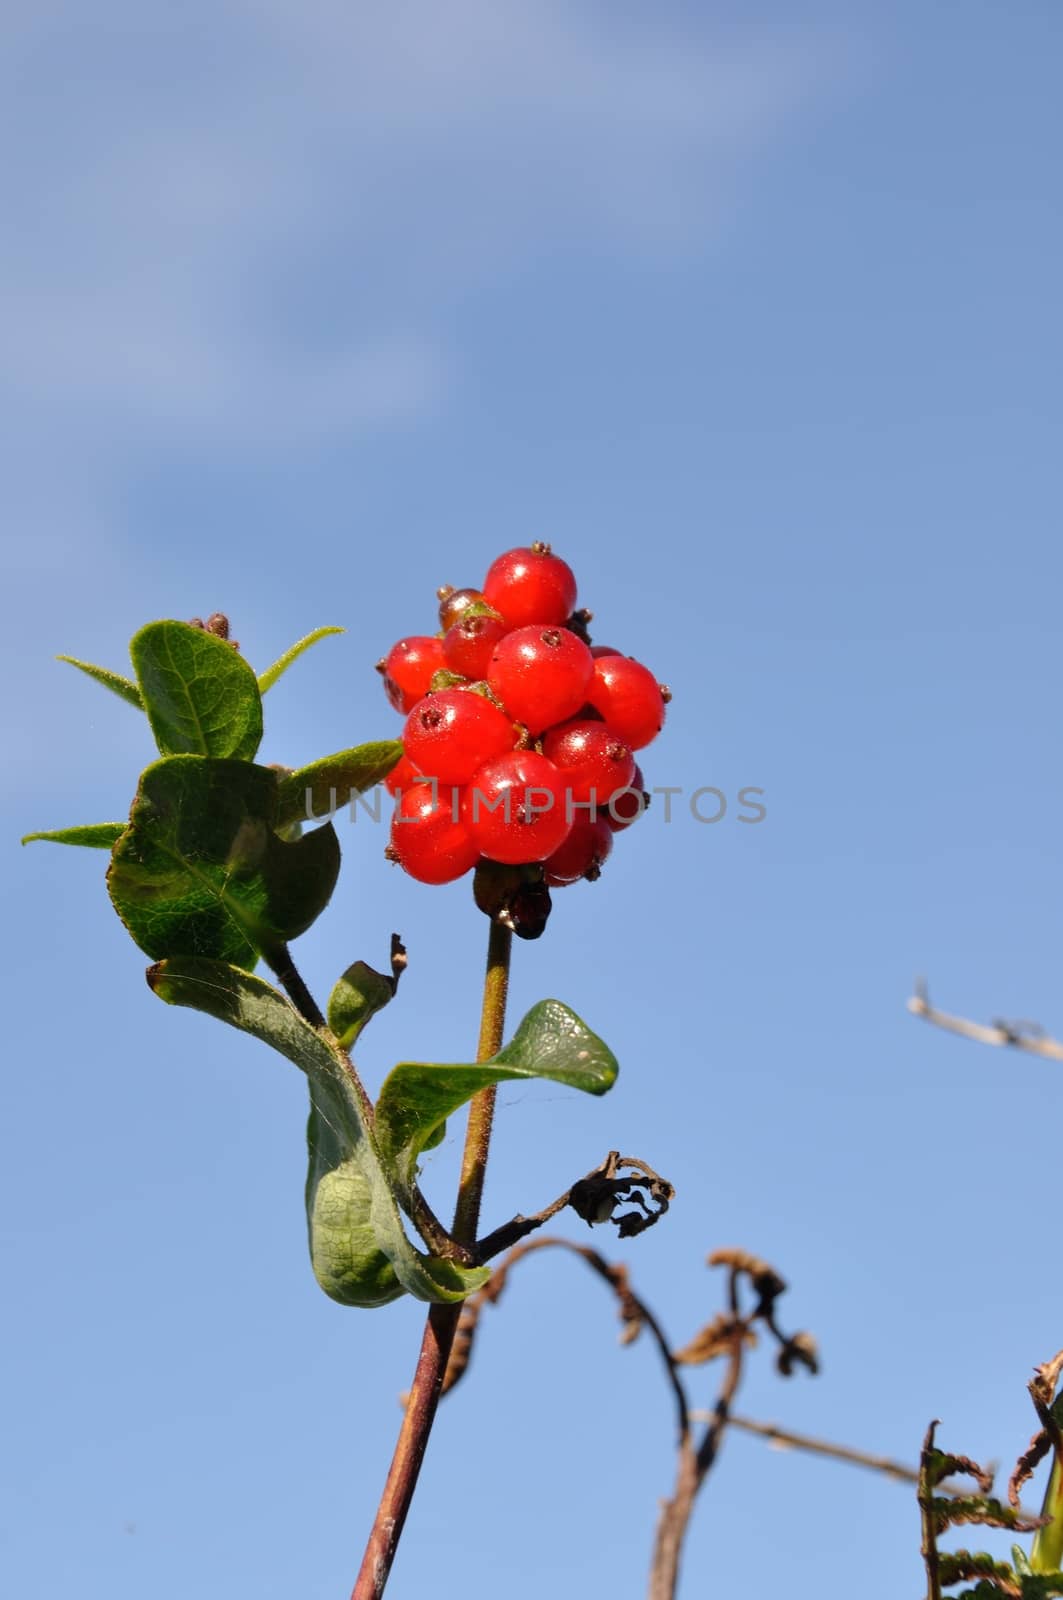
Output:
(442, 613), (509, 681)
(585, 656), (666, 750)
(384, 751), (422, 797)
(437, 586), (488, 633)
(402, 689), (516, 786)
(379, 636), (446, 714)
(483, 544), (577, 629)
(388, 782), (479, 884)
(541, 719), (635, 812)
(462, 750), (572, 864)
(543, 819), (613, 886)
(604, 762), (648, 831)
(487, 626), (594, 732)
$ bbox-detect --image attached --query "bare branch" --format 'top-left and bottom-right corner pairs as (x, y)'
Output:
(715, 1413), (923, 1483)
(439, 1235), (690, 1446)
(908, 978), (1063, 1061)
(649, 1251), (815, 1600)
(716, 1415), (1041, 1516)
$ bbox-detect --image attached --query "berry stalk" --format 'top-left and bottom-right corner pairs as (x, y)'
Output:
(350, 920), (513, 1600)
(452, 920), (512, 1245)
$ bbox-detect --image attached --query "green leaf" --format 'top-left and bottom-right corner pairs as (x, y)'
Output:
(57, 655), (144, 711)
(22, 822), (126, 849)
(376, 999), (618, 1192)
(275, 741), (402, 826)
(328, 961), (397, 1051)
(258, 626), (344, 694)
(107, 756), (339, 966)
(130, 620), (263, 760)
(148, 957), (489, 1306)
(1032, 1444), (1063, 1574)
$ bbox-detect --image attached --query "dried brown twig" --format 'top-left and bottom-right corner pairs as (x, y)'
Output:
(441, 1235), (689, 1440)
(1010, 1350), (1063, 1509)
(908, 978), (1063, 1061)
(714, 1413), (925, 1484)
(649, 1249), (817, 1600)
(438, 1237), (816, 1600)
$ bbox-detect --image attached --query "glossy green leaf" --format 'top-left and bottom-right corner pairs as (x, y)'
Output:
(328, 961), (397, 1051)
(130, 620), (263, 760)
(376, 999), (618, 1191)
(57, 655), (144, 710)
(107, 756), (340, 966)
(148, 957), (489, 1306)
(275, 741), (402, 827)
(22, 822), (126, 849)
(258, 626), (344, 694)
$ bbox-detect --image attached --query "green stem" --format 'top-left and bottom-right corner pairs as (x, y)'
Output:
(266, 940), (375, 1123)
(453, 920), (512, 1245)
(267, 941), (462, 1263)
(1031, 1448), (1063, 1573)
(350, 919), (513, 1600)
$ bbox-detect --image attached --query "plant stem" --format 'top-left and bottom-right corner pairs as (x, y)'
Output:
(350, 1304), (459, 1600)
(648, 1270), (748, 1600)
(350, 919), (513, 1600)
(267, 940), (376, 1123)
(453, 920), (512, 1245)
(919, 1423), (943, 1600)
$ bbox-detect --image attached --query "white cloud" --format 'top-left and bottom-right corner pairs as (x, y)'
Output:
(0, 2), (841, 457)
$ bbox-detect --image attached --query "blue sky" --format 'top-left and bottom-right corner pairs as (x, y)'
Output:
(4, 2), (1062, 1596)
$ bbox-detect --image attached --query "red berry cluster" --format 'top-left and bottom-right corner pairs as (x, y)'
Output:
(378, 544), (669, 889)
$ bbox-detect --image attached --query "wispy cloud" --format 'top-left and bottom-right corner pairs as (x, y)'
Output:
(1, 2), (841, 459)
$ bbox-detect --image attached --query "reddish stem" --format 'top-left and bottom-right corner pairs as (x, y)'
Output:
(350, 921), (513, 1599)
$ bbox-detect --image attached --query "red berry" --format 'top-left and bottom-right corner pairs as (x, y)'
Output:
(590, 644), (620, 658)
(379, 636), (446, 714)
(543, 819), (613, 886)
(487, 626), (594, 732)
(402, 689), (516, 785)
(483, 545), (577, 629)
(541, 719), (635, 813)
(604, 762), (648, 831)
(442, 613), (509, 681)
(438, 586), (488, 633)
(585, 656), (666, 750)
(388, 782), (479, 884)
(463, 750), (572, 864)
(384, 752), (422, 797)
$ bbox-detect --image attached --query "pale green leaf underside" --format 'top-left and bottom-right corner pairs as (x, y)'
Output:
(22, 823), (126, 849)
(148, 957), (488, 1306)
(275, 741), (402, 827)
(57, 655), (144, 710)
(376, 999), (619, 1191)
(258, 626), (344, 693)
(327, 961), (397, 1051)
